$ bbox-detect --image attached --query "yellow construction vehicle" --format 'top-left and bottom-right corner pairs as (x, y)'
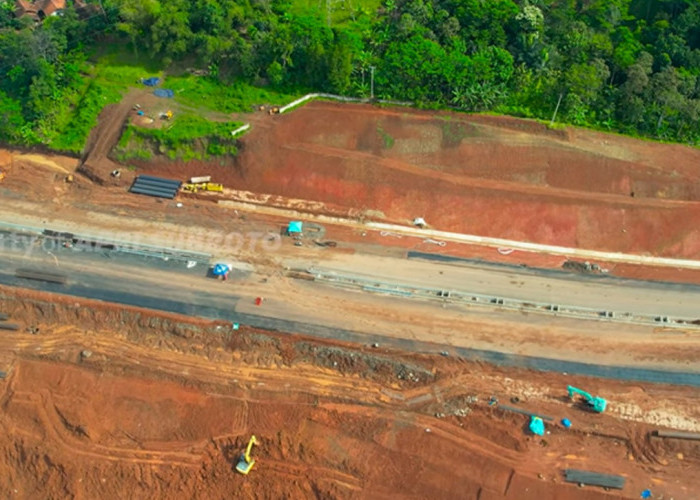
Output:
(160, 110), (173, 120)
(235, 435), (257, 475)
(0, 162), (12, 182)
(181, 182), (223, 193)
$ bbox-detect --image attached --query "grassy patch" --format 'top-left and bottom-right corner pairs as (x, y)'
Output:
(114, 126), (153, 162)
(47, 51), (162, 154)
(440, 122), (466, 147)
(545, 121), (567, 130)
(89, 44), (163, 85)
(114, 114), (242, 161)
(37, 45), (296, 154)
(167, 75), (297, 113)
(376, 125), (394, 149)
(49, 78), (123, 153)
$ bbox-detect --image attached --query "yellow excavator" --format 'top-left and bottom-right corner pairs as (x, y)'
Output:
(236, 435), (257, 475)
(181, 182), (224, 193)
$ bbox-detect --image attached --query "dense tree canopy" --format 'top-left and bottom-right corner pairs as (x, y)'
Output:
(1, 0), (700, 149)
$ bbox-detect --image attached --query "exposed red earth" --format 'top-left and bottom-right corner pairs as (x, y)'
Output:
(137, 101), (700, 259)
(0, 97), (699, 498)
(0, 288), (698, 499)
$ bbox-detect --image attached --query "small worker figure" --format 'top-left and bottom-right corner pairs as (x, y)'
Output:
(255, 297), (263, 306)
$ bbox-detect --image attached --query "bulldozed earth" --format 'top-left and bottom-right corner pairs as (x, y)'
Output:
(0, 287), (698, 499)
(137, 101), (700, 258)
(1, 98), (700, 498)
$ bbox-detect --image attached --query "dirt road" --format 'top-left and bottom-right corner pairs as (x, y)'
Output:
(80, 88), (149, 182)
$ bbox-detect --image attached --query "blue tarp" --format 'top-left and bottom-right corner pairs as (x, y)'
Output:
(212, 263), (230, 276)
(142, 77), (160, 86)
(154, 89), (174, 98)
(288, 221), (303, 233)
(529, 416), (545, 436)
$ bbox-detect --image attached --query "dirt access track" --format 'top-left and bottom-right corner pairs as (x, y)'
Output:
(0, 286), (698, 499)
(138, 101), (700, 259)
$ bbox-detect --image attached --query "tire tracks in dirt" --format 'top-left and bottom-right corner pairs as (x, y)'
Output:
(0, 331), (408, 407)
(80, 89), (147, 181)
(0, 329), (533, 491)
(8, 389), (203, 467)
(263, 459), (363, 492)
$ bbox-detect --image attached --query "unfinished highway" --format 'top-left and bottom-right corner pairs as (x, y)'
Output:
(0, 229), (698, 386)
(301, 252), (700, 320)
(3, 223), (700, 320)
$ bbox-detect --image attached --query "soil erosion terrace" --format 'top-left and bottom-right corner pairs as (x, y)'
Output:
(137, 101), (700, 259)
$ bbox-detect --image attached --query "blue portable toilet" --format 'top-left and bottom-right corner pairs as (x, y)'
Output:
(287, 221), (303, 235)
(529, 416), (545, 436)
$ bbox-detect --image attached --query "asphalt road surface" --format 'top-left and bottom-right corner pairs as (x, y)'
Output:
(300, 252), (700, 319)
(1, 237), (699, 386)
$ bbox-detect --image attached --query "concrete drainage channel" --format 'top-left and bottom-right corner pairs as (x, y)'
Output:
(306, 269), (700, 330)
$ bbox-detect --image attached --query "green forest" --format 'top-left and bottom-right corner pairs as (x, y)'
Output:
(1, 0), (700, 153)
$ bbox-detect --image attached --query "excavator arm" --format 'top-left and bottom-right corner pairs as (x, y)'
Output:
(567, 385), (606, 413)
(236, 435), (257, 475)
(567, 386), (592, 400)
(243, 435), (257, 462)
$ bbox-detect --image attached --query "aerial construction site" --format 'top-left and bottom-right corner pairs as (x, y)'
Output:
(0, 97), (699, 499)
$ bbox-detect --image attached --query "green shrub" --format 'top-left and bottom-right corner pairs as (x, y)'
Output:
(50, 80), (124, 153)
(167, 75), (297, 113)
(116, 113), (242, 160)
